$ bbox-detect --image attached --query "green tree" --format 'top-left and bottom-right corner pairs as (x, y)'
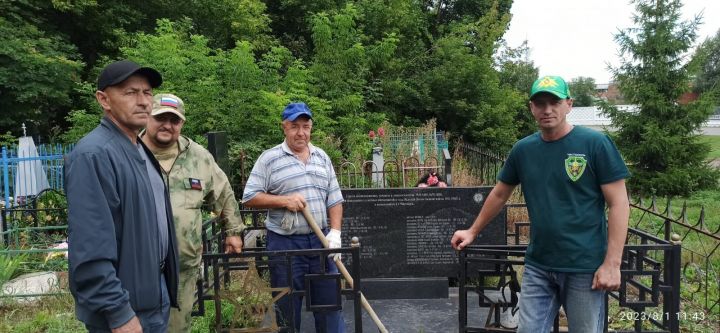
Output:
(0, 1), (84, 139)
(497, 41), (537, 94)
(161, 0), (274, 50)
(308, 4), (395, 159)
(351, 0), (432, 126)
(310, 4), (397, 115)
(497, 40), (539, 138)
(265, 0), (348, 58)
(602, 0), (719, 196)
(419, 5), (524, 151)
(426, 0), (513, 39)
(8, 0), (523, 162)
(569, 76), (597, 107)
(690, 29), (720, 103)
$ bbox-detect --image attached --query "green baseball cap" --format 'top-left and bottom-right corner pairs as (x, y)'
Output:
(530, 76), (572, 100)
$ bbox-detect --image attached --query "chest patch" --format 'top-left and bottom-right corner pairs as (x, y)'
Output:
(565, 154), (587, 181)
(189, 178), (202, 190)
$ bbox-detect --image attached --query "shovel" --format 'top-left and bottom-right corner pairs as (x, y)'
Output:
(302, 207), (388, 333)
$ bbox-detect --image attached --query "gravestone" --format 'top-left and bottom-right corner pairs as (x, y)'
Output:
(341, 187), (505, 279)
(205, 131), (229, 175)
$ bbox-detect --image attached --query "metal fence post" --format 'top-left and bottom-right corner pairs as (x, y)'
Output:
(458, 250), (467, 332)
(2, 146), (9, 209)
(0, 207), (5, 246)
(443, 148), (452, 186)
(351, 240), (363, 333)
(665, 234), (682, 332)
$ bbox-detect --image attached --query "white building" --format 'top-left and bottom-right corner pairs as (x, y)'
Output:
(568, 105), (720, 135)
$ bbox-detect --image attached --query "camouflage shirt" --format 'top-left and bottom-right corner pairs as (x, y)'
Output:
(154, 135), (244, 269)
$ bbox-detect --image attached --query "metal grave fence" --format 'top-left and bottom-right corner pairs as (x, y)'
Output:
(628, 195), (720, 315)
(1, 144), (72, 209)
(196, 210), (365, 332)
(0, 189), (69, 299)
(458, 204), (683, 333)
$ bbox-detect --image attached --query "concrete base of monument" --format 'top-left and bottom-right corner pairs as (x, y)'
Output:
(300, 287), (491, 332)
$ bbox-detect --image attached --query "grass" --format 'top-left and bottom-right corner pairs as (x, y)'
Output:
(0, 253), (27, 286)
(0, 293), (84, 333)
(0, 266), (273, 333)
(630, 189), (720, 235)
(615, 188), (720, 332)
(1, 292), (258, 333)
(701, 135), (720, 160)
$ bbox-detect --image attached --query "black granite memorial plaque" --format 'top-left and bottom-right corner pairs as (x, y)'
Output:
(341, 187), (505, 278)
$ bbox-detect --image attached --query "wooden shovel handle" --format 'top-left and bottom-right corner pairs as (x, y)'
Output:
(302, 207), (388, 333)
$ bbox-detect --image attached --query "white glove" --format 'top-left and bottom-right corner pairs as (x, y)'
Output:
(326, 229), (342, 260)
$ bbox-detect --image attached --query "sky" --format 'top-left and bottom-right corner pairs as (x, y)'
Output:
(503, 0), (720, 84)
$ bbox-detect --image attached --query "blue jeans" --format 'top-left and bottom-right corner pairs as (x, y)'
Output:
(85, 275), (170, 333)
(517, 264), (605, 333)
(267, 230), (345, 333)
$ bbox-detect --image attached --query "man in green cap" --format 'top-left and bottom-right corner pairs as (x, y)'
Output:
(451, 76), (630, 332)
(141, 93), (245, 333)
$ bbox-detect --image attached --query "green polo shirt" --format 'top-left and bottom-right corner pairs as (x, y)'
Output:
(499, 126), (630, 272)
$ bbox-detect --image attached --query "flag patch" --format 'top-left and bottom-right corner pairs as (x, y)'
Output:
(189, 178), (202, 190)
(160, 97), (179, 108)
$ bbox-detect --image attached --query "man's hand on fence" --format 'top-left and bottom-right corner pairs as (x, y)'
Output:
(326, 228), (342, 261)
(224, 236), (243, 254)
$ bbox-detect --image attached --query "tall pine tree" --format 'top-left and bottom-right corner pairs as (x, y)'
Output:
(603, 0), (718, 196)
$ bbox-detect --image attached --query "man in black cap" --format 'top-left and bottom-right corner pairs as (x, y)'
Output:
(65, 60), (179, 333)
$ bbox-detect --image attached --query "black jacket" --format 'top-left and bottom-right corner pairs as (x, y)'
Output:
(65, 116), (179, 328)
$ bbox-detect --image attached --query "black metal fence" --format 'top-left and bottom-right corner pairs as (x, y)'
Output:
(1, 188), (67, 247)
(628, 195), (719, 315)
(196, 210), (364, 332)
(451, 143), (506, 186)
(0, 189), (68, 299)
(457, 205), (683, 333)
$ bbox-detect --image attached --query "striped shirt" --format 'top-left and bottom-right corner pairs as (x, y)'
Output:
(242, 141), (343, 235)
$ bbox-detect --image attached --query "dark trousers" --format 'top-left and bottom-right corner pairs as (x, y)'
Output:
(267, 230), (345, 333)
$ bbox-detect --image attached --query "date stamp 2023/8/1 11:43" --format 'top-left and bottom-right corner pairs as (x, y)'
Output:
(616, 311), (706, 322)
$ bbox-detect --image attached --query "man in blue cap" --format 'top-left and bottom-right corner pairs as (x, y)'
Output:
(243, 102), (345, 332)
(451, 76), (630, 332)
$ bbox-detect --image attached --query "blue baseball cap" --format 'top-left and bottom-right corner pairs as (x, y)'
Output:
(282, 102), (313, 121)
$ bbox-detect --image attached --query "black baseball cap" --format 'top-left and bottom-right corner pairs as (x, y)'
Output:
(97, 60), (163, 91)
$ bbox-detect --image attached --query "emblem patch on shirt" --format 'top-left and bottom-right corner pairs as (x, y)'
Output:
(565, 154), (587, 182)
(189, 178), (202, 190)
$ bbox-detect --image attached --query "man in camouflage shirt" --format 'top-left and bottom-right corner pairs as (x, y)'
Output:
(141, 93), (244, 332)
